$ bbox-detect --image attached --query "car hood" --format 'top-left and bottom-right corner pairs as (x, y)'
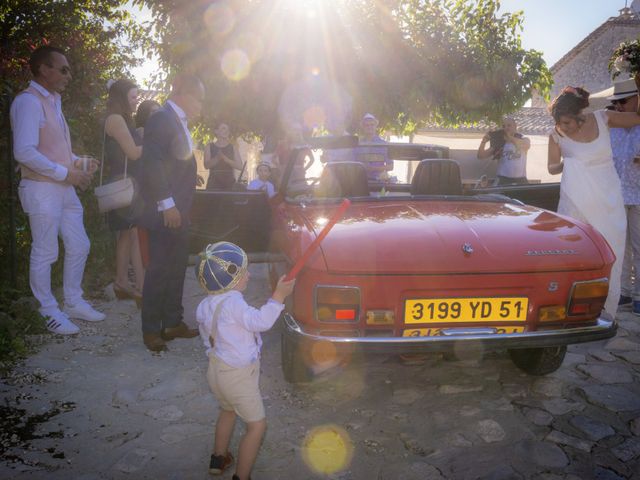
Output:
(294, 200), (611, 275)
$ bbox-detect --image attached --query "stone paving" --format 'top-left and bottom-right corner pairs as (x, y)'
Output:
(1, 264), (639, 479)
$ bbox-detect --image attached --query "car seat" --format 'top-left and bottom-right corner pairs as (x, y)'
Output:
(316, 161), (370, 198)
(410, 159), (462, 196)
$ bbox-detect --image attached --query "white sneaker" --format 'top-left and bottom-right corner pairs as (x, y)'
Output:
(42, 310), (80, 335)
(64, 300), (106, 322)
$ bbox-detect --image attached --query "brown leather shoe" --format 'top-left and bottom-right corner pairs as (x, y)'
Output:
(143, 333), (168, 352)
(161, 322), (199, 341)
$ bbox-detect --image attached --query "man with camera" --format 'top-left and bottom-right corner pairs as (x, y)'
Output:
(477, 117), (530, 185)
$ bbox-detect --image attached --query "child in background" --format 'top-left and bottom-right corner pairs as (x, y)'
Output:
(247, 162), (276, 198)
(195, 242), (295, 480)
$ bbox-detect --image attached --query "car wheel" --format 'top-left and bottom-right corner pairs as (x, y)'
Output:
(281, 332), (313, 383)
(508, 346), (567, 375)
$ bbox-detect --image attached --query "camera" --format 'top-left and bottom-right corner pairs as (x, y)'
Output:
(488, 129), (506, 152)
(489, 129), (523, 151)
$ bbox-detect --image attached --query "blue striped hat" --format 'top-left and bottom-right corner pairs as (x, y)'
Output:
(196, 242), (248, 295)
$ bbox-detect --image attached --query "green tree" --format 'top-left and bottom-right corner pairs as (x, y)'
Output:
(137, 0), (551, 137)
(0, 0), (147, 299)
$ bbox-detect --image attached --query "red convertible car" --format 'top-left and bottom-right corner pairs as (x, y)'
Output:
(190, 138), (617, 383)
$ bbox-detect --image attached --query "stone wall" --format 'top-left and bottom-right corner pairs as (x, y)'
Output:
(531, 16), (640, 107)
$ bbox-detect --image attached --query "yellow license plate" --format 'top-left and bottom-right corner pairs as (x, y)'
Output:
(403, 326), (525, 337)
(405, 297), (528, 324)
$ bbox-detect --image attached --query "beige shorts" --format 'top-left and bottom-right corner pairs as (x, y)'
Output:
(207, 355), (265, 423)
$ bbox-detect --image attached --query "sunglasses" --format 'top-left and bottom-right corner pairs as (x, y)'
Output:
(46, 64), (71, 76)
(612, 97), (632, 106)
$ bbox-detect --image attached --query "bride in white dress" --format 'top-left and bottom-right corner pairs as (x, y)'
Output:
(548, 85), (640, 316)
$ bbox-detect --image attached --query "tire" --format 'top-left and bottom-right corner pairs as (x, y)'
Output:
(509, 346), (567, 375)
(281, 332), (313, 383)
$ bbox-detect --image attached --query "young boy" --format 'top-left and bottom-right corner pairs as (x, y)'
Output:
(195, 241), (295, 480)
(247, 162), (276, 198)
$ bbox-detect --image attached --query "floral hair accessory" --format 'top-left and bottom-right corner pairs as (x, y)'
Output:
(561, 86), (583, 99)
(609, 38), (640, 79)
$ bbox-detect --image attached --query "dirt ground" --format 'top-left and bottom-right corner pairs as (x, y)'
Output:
(1, 264), (639, 479)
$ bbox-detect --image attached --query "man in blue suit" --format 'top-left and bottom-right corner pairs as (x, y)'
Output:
(138, 74), (205, 352)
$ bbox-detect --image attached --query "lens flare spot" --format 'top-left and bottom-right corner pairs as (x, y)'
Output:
(221, 49), (251, 81)
(204, 3), (235, 37)
(302, 425), (353, 475)
(310, 340), (338, 366)
(315, 216), (328, 227)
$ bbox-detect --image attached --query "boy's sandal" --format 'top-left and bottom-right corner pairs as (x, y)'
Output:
(209, 452), (234, 475)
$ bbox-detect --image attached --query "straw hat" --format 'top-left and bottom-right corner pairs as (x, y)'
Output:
(607, 78), (638, 100)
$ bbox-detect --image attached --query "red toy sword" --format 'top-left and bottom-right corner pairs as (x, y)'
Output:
(285, 198), (351, 281)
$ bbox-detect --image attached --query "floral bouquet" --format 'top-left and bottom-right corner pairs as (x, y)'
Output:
(609, 38), (640, 79)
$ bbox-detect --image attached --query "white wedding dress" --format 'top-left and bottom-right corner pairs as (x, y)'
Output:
(554, 110), (626, 317)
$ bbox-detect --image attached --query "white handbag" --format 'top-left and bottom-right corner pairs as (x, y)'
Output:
(94, 127), (135, 213)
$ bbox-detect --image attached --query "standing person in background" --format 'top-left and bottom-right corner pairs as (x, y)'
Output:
(10, 45), (105, 334)
(477, 117), (530, 185)
(132, 99), (162, 282)
(204, 123), (243, 190)
(135, 99), (162, 138)
(103, 79), (144, 305)
(137, 74), (205, 353)
(609, 78), (640, 314)
(547, 84), (640, 318)
(356, 113), (393, 182)
(247, 162), (276, 198)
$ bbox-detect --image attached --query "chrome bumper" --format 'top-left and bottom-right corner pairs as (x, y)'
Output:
(282, 312), (617, 353)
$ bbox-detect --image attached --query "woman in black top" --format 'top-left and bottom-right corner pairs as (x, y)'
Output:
(103, 79), (143, 303)
(204, 123), (243, 190)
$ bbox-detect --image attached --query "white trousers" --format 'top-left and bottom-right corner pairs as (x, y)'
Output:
(18, 180), (90, 313)
(621, 205), (640, 300)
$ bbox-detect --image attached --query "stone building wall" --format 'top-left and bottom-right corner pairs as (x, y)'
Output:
(531, 9), (640, 107)
(551, 22), (640, 98)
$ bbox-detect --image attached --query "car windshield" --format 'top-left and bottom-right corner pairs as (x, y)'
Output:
(281, 140), (453, 202)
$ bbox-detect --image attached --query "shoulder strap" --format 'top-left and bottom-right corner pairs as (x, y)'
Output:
(208, 297), (229, 346)
(99, 124), (106, 187)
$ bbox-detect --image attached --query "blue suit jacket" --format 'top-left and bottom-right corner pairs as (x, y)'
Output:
(138, 103), (197, 230)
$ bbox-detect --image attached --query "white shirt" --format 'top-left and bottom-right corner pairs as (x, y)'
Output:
(496, 142), (527, 179)
(157, 100), (194, 211)
(196, 290), (284, 368)
(247, 179), (276, 198)
(10, 81), (73, 182)
(166, 100), (193, 153)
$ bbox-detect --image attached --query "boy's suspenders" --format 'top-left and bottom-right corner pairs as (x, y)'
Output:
(209, 298), (228, 347)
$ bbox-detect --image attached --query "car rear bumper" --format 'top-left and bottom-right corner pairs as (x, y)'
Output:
(281, 312), (617, 353)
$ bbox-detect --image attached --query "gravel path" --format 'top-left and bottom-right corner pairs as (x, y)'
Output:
(1, 264), (639, 479)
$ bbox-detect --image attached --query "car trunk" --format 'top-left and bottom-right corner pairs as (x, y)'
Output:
(295, 199), (609, 275)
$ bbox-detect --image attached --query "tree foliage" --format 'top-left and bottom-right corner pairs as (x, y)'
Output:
(137, 0), (552, 137)
(0, 0), (147, 295)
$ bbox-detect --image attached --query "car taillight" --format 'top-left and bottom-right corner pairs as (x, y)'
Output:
(315, 286), (360, 322)
(567, 279), (608, 317)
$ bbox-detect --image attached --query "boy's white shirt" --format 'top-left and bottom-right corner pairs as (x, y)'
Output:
(247, 179), (275, 198)
(196, 290), (284, 368)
